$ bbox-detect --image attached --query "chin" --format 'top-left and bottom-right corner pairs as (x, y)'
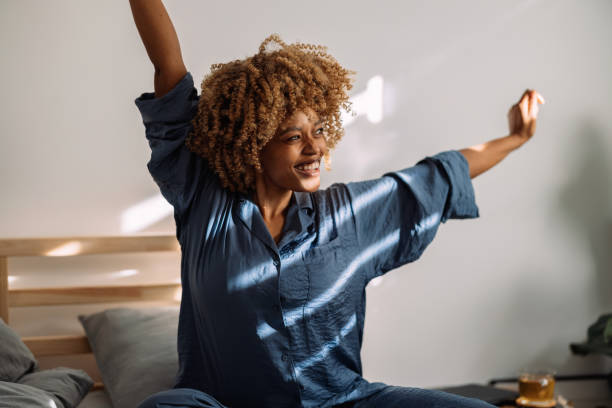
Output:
(295, 179), (320, 192)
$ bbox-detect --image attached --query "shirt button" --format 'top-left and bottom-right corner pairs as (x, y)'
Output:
(281, 353), (288, 361)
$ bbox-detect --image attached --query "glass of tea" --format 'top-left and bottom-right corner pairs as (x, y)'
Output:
(516, 368), (556, 407)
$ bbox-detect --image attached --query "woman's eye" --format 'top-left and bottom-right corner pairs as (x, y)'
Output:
(287, 128), (323, 141)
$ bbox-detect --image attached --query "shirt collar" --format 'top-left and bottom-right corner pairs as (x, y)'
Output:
(237, 190), (313, 214)
(293, 191), (314, 215)
(236, 190), (315, 253)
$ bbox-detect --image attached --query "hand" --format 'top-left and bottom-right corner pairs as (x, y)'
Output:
(507, 89), (545, 145)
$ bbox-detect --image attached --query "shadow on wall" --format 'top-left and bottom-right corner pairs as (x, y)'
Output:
(558, 117), (612, 315)
(551, 117), (612, 376)
(476, 117), (612, 379)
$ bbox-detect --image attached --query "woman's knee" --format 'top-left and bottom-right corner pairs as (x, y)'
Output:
(137, 388), (228, 408)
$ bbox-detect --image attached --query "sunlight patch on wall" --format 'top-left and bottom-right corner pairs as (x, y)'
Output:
(121, 194), (173, 233)
(341, 75), (384, 127)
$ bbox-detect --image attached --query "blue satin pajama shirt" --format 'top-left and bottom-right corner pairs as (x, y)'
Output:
(134, 72), (480, 408)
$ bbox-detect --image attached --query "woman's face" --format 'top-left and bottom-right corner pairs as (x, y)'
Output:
(258, 107), (329, 193)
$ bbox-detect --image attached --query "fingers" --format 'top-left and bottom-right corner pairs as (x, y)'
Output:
(520, 89), (545, 105)
(520, 89), (531, 101)
(519, 89), (545, 117)
(530, 96), (539, 117)
(519, 94), (530, 118)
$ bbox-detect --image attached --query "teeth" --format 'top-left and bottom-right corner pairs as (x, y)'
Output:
(296, 160), (320, 171)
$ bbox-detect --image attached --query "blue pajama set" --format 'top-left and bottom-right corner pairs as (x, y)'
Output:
(134, 72), (493, 408)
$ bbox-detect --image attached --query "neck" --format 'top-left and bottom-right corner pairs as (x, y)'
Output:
(251, 174), (293, 220)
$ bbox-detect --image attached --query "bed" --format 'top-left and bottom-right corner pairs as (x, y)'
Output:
(0, 234), (182, 408)
(6, 235), (586, 407)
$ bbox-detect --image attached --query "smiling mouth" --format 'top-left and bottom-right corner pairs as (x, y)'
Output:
(294, 159), (321, 176)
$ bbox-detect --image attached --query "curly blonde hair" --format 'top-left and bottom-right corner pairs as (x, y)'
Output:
(185, 34), (355, 194)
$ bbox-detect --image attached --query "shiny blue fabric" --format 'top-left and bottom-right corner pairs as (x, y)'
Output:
(134, 72), (481, 408)
(138, 387), (497, 408)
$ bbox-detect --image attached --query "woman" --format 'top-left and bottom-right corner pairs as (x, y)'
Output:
(130, 1), (544, 407)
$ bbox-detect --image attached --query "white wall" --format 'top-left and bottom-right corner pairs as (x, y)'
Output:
(2, 0), (611, 389)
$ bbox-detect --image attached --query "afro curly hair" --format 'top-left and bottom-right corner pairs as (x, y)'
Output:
(185, 34), (355, 194)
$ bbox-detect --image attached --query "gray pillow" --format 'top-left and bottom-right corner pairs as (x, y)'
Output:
(0, 381), (63, 408)
(18, 367), (93, 408)
(79, 307), (179, 408)
(0, 318), (37, 382)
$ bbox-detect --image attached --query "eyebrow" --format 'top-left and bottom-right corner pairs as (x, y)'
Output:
(279, 119), (324, 136)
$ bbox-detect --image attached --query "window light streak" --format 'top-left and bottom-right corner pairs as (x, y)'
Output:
(45, 241), (83, 256)
(336, 176), (402, 229)
(174, 287), (182, 302)
(228, 251), (299, 292)
(228, 232), (318, 292)
(256, 321), (277, 339)
(121, 194), (173, 233)
(352, 178), (400, 214)
(294, 313), (357, 376)
(284, 229), (400, 326)
(365, 76), (383, 123)
(316, 216), (335, 244)
(109, 269), (139, 279)
(335, 178), (401, 238)
(416, 212), (441, 234)
(258, 210), (441, 338)
(341, 75), (384, 127)
(8, 276), (17, 284)
(230, 181), (406, 293)
(228, 262), (276, 292)
(254, 229), (400, 340)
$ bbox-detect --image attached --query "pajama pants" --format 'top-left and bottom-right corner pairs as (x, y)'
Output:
(137, 386), (497, 408)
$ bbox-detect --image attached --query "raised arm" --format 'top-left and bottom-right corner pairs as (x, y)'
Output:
(129, 0), (188, 98)
(459, 89), (545, 179)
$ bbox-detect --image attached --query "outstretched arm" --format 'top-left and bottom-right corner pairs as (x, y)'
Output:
(130, 0), (187, 98)
(459, 89), (545, 179)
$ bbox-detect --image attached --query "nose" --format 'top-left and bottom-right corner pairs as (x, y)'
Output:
(303, 132), (327, 156)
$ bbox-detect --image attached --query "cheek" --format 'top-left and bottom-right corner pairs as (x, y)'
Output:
(321, 138), (329, 151)
(316, 139), (329, 156)
(261, 148), (295, 176)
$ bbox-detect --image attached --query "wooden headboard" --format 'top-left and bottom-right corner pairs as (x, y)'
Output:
(0, 234), (181, 389)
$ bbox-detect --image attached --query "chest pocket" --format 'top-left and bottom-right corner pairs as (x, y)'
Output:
(301, 237), (352, 304)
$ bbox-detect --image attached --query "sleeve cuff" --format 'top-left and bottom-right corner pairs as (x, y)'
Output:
(425, 150), (480, 222)
(134, 71), (198, 125)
